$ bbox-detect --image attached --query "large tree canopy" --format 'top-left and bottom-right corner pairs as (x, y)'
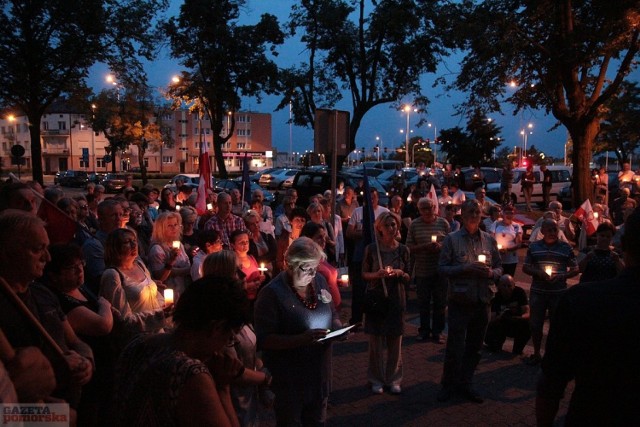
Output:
(595, 81), (640, 165)
(163, 0), (284, 178)
(282, 0), (456, 152)
(452, 0), (640, 205)
(439, 110), (503, 167)
(0, 0), (168, 184)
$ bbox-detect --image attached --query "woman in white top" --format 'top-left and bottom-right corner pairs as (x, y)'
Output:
(148, 212), (192, 298)
(489, 205), (522, 277)
(100, 228), (169, 345)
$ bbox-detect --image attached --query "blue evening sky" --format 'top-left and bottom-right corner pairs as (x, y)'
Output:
(88, 0), (639, 162)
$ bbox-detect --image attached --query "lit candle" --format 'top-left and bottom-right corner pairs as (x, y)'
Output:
(477, 254), (487, 263)
(386, 266), (393, 274)
(340, 274), (349, 284)
(176, 205), (181, 211)
(207, 203), (213, 211)
(172, 240), (180, 249)
(594, 212), (599, 219)
(164, 289), (174, 305)
(431, 235), (437, 243)
(497, 244), (503, 250)
(448, 200), (452, 204)
(258, 262), (268, 272)
(545, 265), (553, 277)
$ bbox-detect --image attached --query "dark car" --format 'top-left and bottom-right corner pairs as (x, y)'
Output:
(460, 167), (502, 191)
(88, 172), (105, 184)
(215, 178), (275, 203)
(100, 173), (128, 193)
(290, 170), (389, 207)
(56, 170), (89, 188)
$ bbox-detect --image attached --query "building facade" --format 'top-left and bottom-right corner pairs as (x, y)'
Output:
(0, 102), (273, 175)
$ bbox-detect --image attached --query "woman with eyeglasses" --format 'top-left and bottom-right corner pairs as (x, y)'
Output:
(148, 211), (192, 297)
(112, 276), (249, 426)
(179, 205), (200, 258)
(100, 228), (170, 353)
(300, 221), (341, 309)
(254, 237), (342, 426)
(362, 211), (411, 395)
(44, 243), (113, 426)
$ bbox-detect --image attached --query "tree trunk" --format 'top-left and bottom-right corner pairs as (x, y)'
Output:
(138, 145), (147, 184)
(569, 119), (599, 206)
(28, 113), (44, 185)
(111, 146), (117, 173)
(213, 137), (228, 179)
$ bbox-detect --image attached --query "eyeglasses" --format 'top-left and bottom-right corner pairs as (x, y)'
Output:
(298, 265), (317, 276)
(61, 261), (86, 272)
(78, 205), (88, 209)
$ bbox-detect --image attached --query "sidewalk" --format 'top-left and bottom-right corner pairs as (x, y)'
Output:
(325, 287), (573, 426)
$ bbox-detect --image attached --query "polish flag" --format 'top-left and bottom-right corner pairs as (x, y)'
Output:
(574, 199), (598, 236)
(195, 139), (211, 215)
(427, 183), (439, 216)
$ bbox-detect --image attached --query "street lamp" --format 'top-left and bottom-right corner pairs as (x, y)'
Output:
(520, 123), (533, 158)
(403, 105), (417, 166)
(375, 136), (383, 161)
(428, 123), (437, 165)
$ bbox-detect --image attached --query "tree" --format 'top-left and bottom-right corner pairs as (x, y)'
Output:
(89, 86), (162, 184)
(452, 0), (640, 205)
(439, 111), (503, 166)
(595, 81), (640, 165)
(283, 0), (455, 151)
(0, 0), (168, 184)
(163, 0), (284, 178)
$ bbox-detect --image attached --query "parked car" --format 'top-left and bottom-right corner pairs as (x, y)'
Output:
(486, 165), (572, 206)
(290, 169), (389, 207)
(250, 167), (278, 184)
(375, 168), (419, 191)
(88, 172), (106, 185)
(458, 167), (503, 191)
(56, 170), (89, 188)
(259, 168), (299, 189)
(215, 178), (275, 203)
(100, 173), (128, 193)
(361, 160), (405, 170)
(164, 174), (201, 192)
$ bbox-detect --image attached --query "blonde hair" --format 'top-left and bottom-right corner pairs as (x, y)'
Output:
(152, 211), (182, 245)
(374, 211), (401, 237)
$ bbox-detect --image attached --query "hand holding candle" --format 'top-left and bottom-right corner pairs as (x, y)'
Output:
(477, 254), (487, 263)
(340, 274), (349, 287)
(544, 265), (553, 277)
(172, 240), (180, 249)
(258, 262), (268, 272)
(431, 235), (437, 243)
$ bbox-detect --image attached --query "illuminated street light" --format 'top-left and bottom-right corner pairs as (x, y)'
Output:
(376, 136), (383, 161)
(403, 105), (417, 166)
(520, 122), (533, 158)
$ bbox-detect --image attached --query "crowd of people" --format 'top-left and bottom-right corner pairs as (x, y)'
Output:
(0, 168), (638, 426)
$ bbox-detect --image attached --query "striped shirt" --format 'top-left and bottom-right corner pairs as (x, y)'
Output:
(407, 217), (450, 277)
(525, 239), (578, 294)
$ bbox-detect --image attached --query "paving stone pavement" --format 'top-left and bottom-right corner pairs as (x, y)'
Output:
(324, 277), (575, 427)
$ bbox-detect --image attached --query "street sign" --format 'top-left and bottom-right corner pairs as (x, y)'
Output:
(103, 154), (112, 164)
(10, 145), (25, 157)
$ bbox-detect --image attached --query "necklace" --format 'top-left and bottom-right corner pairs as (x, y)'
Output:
(290, 281), (318, 309)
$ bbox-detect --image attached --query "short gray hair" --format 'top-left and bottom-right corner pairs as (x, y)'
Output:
(285, 237), (326, 269)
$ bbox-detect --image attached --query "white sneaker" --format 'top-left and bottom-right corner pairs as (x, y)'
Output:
(371, 384), (383, 394)
(390, 385), (401, 394)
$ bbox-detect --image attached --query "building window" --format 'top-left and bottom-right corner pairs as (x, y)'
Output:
(205, 128), (210, 134)
(22, 124), (28, 132)
(162, 113), (173, 120)
(224, 142), (231, 149)
(58, 121), (66, 130)
(42, 122), (49, 131)
(246, 115), (251, 123)
(2, 142), (6, 151)
(237, 129), (251, 136)
(162, 156), (173, 163)
(237, 142), (246, 149)
(97, 158), (105, 168)
(79, 159), (89, 168)
(144, 158), (149, 167)
(194, 127), (199, 134)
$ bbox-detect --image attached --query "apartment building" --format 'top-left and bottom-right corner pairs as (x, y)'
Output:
(0, 100), (273, 174)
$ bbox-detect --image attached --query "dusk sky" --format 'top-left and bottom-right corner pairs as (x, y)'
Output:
(89, 0), (639, 162)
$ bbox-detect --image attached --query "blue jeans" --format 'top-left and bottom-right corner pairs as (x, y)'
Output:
(441, 301), (490, 387)
(416, 275), (447, 337)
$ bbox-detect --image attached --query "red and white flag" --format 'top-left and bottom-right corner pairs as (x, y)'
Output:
(574, 199), (599, 236)
(427, 183), (439, 216)
(195, 139), (211, 215)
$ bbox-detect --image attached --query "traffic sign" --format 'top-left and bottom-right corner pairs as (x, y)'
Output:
(10, 145), (25, 157)
(103, 154), (112, 164)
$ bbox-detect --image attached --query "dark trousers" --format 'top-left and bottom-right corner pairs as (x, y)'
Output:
(542, 185), (551, 208)
(349, 261), (365, 325)
(484, 316), (531, 354)
(441, 301), (490, 387)
(416, 275), (447, 337)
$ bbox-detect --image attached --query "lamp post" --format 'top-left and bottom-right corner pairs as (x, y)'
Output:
(520, 122), (533, 158)
(428, 123), (437, 165)
(376, 136), (383, 161)
(403, 105), (417, 167)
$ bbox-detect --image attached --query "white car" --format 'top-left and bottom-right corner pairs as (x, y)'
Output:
(259, 168), (299, 189)
(486, 165), (572, 205)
